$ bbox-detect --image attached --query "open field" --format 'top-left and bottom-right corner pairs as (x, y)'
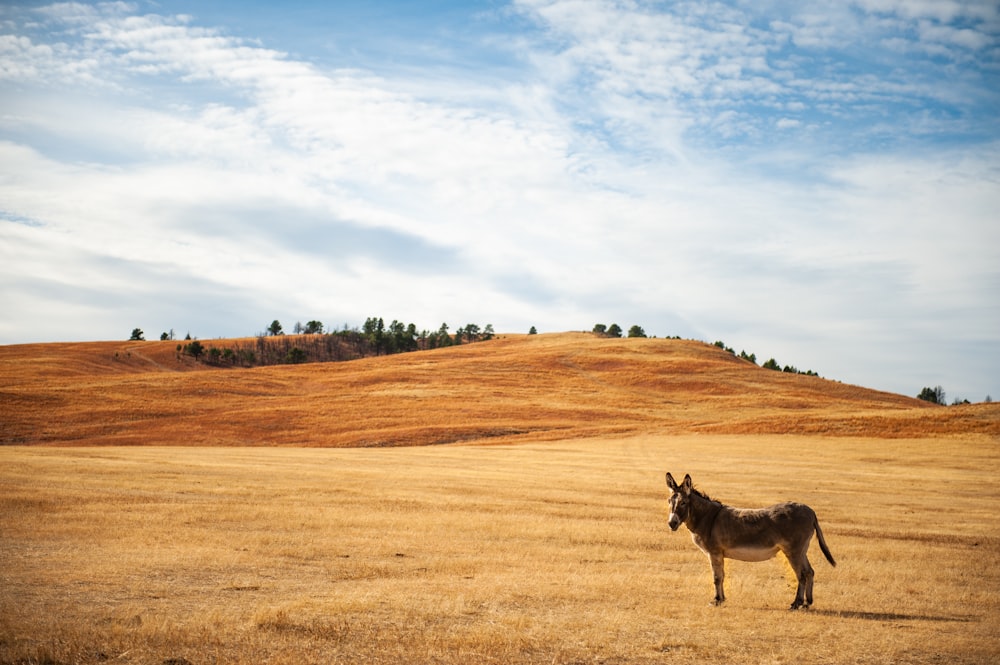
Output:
(2, 333), (998, 446)
(2, 435), (1000, 664)
(2, 333), (999, 662)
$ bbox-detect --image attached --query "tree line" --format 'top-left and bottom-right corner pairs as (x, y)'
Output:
(711, 340), (819, 377)
(175, 317), (496, 368)
(592, 324), (819, 376)
(916, 385), (988, 406)
(593, 323), (651, 338)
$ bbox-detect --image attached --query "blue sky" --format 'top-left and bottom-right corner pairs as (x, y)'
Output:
(1, 1), (998, 401)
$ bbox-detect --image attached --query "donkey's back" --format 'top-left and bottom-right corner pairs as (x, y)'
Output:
(716, 502), (835, 566)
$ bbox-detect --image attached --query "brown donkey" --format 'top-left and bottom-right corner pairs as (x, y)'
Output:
(665, 472), (836, 609)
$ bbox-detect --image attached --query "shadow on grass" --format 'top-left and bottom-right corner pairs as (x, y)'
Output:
(808, 608), (975, 623)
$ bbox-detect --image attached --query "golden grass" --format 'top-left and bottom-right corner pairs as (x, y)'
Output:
(2, 435), (999, 664)
(2, 333), (999, 662)
(2, 333), (998, 446)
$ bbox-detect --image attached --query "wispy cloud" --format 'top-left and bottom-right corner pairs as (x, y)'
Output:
(516, 0), (998, 152)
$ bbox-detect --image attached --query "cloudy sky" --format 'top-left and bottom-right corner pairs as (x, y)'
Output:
(1, 1), (997, 400)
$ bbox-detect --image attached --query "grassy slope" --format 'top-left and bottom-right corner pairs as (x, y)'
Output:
(2, 334), (999, 663)
(1, 332), (997, 446)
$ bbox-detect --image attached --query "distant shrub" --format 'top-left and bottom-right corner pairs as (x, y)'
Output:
(917, 386), (946, 405)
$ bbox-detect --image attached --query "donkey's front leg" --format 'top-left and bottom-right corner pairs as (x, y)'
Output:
(709, 553), (726, 605)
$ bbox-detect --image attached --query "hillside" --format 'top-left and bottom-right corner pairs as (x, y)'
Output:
(1, 332), (997, 446)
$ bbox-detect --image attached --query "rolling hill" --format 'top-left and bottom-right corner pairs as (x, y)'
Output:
(1, 332), (997, 446)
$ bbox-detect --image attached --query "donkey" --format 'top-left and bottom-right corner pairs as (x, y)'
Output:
(665, 472), (836, 609)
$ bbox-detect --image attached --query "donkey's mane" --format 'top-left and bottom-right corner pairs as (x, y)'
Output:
(691, 486), (719, 503)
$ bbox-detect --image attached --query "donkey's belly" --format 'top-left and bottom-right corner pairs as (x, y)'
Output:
(724, 545), (780, 562)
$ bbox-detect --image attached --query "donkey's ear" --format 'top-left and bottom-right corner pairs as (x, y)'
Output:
(666, 472), (677, 489)
(682, 474), (693, 490)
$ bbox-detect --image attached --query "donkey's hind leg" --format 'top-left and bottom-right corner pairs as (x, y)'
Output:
(787, 551), (814, 610)
(804, 556), (816, 607)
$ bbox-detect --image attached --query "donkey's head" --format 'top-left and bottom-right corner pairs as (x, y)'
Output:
(665, 472), (694, 531)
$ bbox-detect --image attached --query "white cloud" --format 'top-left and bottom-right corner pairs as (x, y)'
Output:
(853, 0), (998, 24)
(516, 0), (999, 156)
(917, 19), (992, 50)
(1, 5), (606, 336)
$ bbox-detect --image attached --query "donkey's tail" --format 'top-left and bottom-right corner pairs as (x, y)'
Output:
(814, 518), (836, 567)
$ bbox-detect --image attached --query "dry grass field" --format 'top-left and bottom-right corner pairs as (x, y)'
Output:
(2, 437), (999, 664)
(2, 333), (999, 663)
